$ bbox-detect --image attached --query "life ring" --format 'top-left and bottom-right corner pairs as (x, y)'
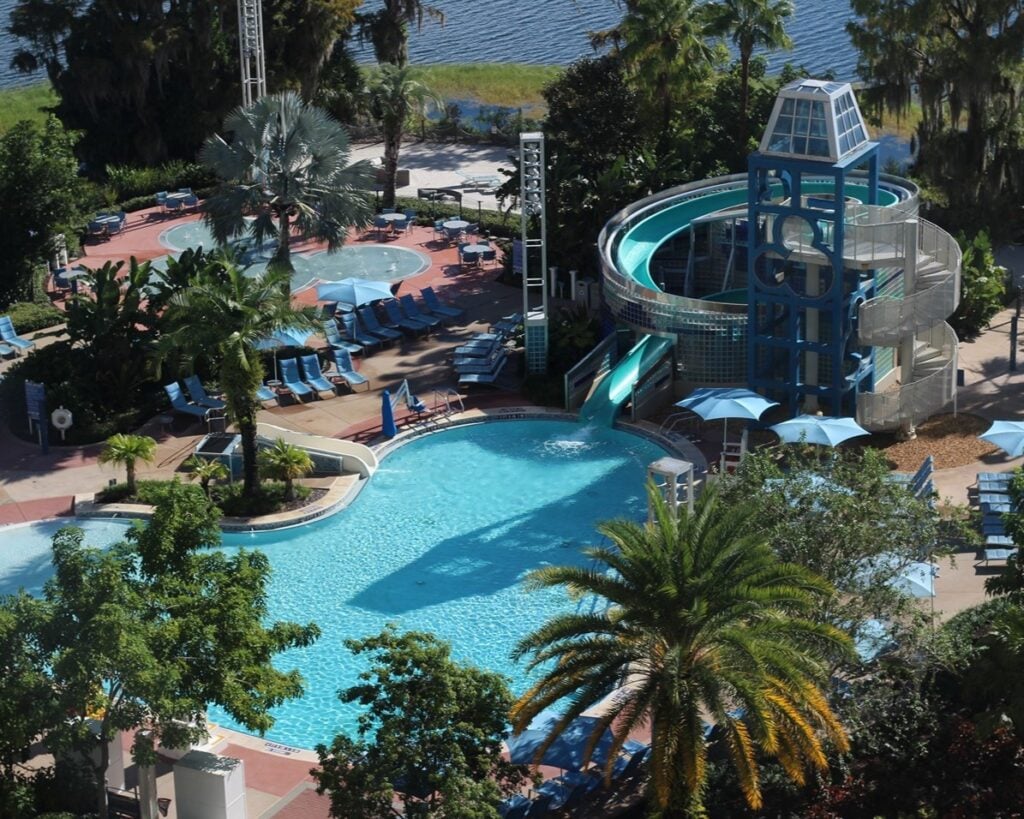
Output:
(51, 407), (73, 430)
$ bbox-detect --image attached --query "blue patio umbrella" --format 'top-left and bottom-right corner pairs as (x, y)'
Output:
(856, 554), (937, 598)
(254, 327), (317, 381)
(381, 389), (398, 438)
(979, 420), (1024, 458)
(770, 415), (870, 447)
(506, 711), (614, 771)
(676, 387), (779, 458)
(316, 278), (394, 307)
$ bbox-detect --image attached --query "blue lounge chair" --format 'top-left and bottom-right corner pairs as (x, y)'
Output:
(326, 348), (369, 391)
(278, 358), (314, 401)
(399, 294), (441, 329)
(340, 312), (382, 352)
(357, 306), (403, 343)
(455, 348), (508, 373)
(421, 287), (464, 319)
(256, 384), (278, 404)
(321, 319), (362, 355)
(459, 355), (508, 387)
(432, 219), (446, 241)
(612, 744), (649, 781)
(491, 312), (523, 335)
(0, 316), (35, 353)
(165, 198), (183, 215)
(300, 354), (338, 395)
(453, 338), (500, 357)
(164, 382), (210, 421)
(383, 300), (429, 336)
(524, 792), (553, 817)
(184, 375), (226, 410)
(498, 795), (530, 819)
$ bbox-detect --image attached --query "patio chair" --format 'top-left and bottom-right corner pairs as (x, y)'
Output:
(371, 215), (389, 239)
(299, 354), (338, 396)
(391, 217), (408, 235)
(183, 194), (199, 210)
(165, 199), (184, 216)
(460, 249), (480, 268)
(155, 191), (168, 206)
(491, 312), (523, 336)
(383, 300), (429, 336)
(456, 348), (508, 374)
(106, 221), (123, 237)
(339, 312), (382, 352)
(403, 209), (417, 232)
(465, 223), (480, 237)
(0, 316), (35, 353)
(278, 358), (315, 401)
(432, 219), (446, 241)
(453, 338), (500, 358)
(399, 294), (441, 329)
(480, 248), (498, 266)
(420, 286), (464, 319)
(256, 384), (279, 405)
(458, 354), (508, 387)
(326, 347), (370, 391)
(164, 382), (210, 421)
(183, 375), (226, 410)
(87, 220), (107, 240)
(358, 306), (403, 343)
(523, 793), (552, 818)
(321, 319), (363, 355)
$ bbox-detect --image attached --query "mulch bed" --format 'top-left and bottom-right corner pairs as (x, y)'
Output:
(866, 413), (998, 471)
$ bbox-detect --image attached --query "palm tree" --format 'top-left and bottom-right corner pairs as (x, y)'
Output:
(707, 0), (793, 146)
(512, 484), (852, 817)
(200, 92), (374, 282)
(258, 439), (313, 501)
(159, 264), (315, 499)
(365, 65), (442, 209)
(356, 0), (444, 67)
(98, 433), (156, 496)
(183, 455), (229, 499)
(590, 0), (716, 136)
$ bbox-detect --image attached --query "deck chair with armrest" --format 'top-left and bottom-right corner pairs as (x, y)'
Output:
(278, 358), (315, 401)
(299, 354), (338, 396)
(339, 312), (382, 352)
(420, 286), (464, 319)
(383, 300), (429, 336)
(183, 375), (226, 410)
(454, 348), (508, 373)
(357, 306), (403, 343)
(458, 353), (508, 387)
(453, 337), (501, 358)
(256, 383), (279, 405)
(0, 316), (35, 353)
(490, 312), (523, 336)
(321, 319), (362, 355)
(326, 348), (370, 391)
(399, 294), (442, 329)
(164, 382), (211, 421)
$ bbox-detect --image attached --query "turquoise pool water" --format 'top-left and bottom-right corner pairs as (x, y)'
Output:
(0, 420), (666, 749)
(157, 223), (430, 293)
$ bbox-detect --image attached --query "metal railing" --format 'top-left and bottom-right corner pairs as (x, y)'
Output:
(564, 332), (620, 412)
(857, 321), (958, 431)
(858, 219), (961, 345)
(630, 359), (673, 421)
(776, 215), (909, 266)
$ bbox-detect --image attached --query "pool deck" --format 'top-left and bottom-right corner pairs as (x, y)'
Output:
(4, 201), (1024, 814)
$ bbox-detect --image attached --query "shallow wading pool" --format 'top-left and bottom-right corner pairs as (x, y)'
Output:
(0, 420), (667, 749)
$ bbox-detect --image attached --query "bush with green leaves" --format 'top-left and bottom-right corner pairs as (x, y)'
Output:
(4, 302), (64, 333)
(949, 230), (1007, 341)
(104, 160), (217, 202)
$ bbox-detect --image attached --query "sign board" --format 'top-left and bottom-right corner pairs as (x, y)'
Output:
(25, 381), (45, 422)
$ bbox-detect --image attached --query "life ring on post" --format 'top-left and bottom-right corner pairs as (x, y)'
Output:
(51, 407), (73, 431)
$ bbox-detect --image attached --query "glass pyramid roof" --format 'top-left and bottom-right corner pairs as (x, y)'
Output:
(758, 80), (870, 162)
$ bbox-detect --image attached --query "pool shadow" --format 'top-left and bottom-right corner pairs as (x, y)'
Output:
(347, 457), (647, 615)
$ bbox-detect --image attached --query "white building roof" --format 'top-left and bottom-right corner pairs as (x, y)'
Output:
(758, 80), (870, 163)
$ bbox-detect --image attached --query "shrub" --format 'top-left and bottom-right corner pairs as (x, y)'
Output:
(104, 160), (218, 202)
(95, 479), (177, 504)
(950, 230), (1007, 340)
(212, 480), (311, 517)
(4, 301), (64, 332)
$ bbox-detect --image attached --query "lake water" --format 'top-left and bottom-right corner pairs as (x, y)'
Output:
(1, 0), (859, 90)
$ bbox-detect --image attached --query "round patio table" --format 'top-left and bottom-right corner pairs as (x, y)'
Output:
(460, 243), (491, 255)
(443, 219), (469, 231)
(381, 212), (407, 223)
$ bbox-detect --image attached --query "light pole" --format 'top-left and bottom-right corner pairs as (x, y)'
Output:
(238, 0), (267, 106)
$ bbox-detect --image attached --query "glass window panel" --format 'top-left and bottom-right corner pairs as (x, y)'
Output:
(808, 138), (829, 156)
(795, 115), (811, 135)
(796, 99), (810, 118)
(809, 118), (827, 136)
(781, 98), (794, 115)
(812, 102), (825, 119)
(769, 135), (792, 153)
(792, 136), (808, 153)
(853, 125), (865, 142)
(775, 115), (793, 133)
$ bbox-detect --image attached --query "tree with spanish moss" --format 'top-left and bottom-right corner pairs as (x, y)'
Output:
(512, 484), (852, 817)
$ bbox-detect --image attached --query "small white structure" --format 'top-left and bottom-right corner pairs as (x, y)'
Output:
(173, 751), (247, 819)
(647, 457), (696, 520)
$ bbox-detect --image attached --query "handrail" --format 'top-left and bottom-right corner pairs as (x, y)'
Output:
(564, 332), (620, 412)
(857, 219), (961, 345)
(856, 322), (958, 431)
(432, 387), (465, 416)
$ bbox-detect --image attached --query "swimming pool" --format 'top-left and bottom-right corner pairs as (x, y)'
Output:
(157, 223), (430, 293)
(0, 420), (667, 749)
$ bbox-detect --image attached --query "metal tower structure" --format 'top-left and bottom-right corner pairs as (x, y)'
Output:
(238, 0), (267, 106)
(519, 133), (549, 375)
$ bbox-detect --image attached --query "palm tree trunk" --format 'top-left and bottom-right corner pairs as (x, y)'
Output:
(239, 416), (260, 498)
(382, 122), (402, 209)
(739, 51), (751, 150)
(126, 461), (136, 496)
(284, 477), (294, 502)
(270, 210), (294, 283)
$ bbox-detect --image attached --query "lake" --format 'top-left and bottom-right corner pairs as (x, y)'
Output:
(1, 0), (860, 90)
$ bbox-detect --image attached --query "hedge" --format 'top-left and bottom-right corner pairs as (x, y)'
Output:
(4, 301), (65, 332)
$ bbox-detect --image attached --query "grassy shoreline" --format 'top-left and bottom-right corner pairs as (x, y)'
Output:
(0, 82), (58, 133)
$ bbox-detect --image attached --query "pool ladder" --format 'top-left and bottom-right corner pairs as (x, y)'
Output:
(432, 388), (465, 421)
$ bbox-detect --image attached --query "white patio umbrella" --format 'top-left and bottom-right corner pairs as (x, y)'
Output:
(770, 415), (870, 447)
(979, 420), (1024, 458)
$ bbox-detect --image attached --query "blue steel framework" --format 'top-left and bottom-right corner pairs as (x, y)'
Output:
(746, 145), (880, 417)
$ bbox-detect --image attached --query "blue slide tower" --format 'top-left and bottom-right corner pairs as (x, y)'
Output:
(747, 80), (879, 417)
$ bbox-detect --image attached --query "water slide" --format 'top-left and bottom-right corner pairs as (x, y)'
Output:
(256, 423), (378, 477)
(578, 335), (674, 426)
